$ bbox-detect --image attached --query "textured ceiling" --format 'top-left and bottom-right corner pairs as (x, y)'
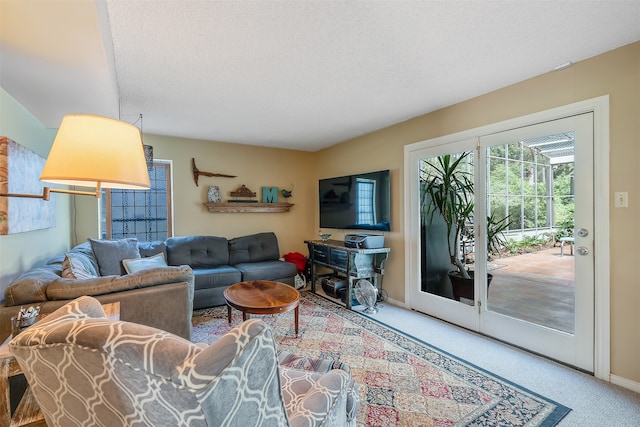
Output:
(1, 0), (639, 151)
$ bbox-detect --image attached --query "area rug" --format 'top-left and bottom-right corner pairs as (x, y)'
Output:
(192, 292), (570, 427)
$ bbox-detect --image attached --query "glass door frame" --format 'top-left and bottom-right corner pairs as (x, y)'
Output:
(404, 95), (610, 379)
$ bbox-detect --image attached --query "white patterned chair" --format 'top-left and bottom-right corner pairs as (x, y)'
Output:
(9, 296), (357, 427)
(278, 350), (360, 423)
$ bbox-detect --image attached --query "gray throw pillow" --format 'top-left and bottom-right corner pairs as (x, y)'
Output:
(89, 238), (140, 276)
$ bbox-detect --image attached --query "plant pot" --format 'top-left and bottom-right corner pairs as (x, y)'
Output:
(447, 271), (493, 302)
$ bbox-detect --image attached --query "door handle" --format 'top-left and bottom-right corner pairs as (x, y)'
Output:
(576, 228), (589, 237)
(576, 246), (589, 256)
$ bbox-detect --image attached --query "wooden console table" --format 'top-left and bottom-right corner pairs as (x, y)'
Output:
(0, 302), (120, 427)
(305, 239), (390, 309)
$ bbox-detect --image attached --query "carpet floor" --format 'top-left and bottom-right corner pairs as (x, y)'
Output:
(192, 292), (570, 426)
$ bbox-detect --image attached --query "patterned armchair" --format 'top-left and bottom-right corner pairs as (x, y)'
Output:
(9, 296), (357, 427)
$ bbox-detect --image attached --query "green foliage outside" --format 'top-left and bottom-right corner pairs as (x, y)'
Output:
(488, 143), (552, 230)
(503, 234), (551, 255)
(552, 163), (575, 240)
(488, 142), (574, 237)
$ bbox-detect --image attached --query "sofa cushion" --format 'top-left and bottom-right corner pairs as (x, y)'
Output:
(47, 266), (194, 300)
(89, 238), (141, 276)
(234, 260), (297, 282)
(48, 241), (99, 268)
(228, 232), (280, 265)
(166, 236), (229, 268)
(123, 253), (168, 274)
(70, 241), (100, 261)
(3, 265), (62, 306)
(192, 266), (242, 290)
(61, 252), (99, 280)
(46, 254), (66, 265)
(138, 240), (167, 258)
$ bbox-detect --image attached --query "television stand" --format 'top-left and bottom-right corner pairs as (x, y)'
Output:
(305, 239), (390, 309)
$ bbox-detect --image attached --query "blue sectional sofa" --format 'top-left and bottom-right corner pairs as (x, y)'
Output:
(164, 232), (297, 309)
(1, 232), (297, 340)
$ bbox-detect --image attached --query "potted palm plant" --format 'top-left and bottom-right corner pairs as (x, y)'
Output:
(421, 152), (509, 301)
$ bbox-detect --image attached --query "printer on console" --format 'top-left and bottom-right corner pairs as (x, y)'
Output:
(344, 234), (385, 249)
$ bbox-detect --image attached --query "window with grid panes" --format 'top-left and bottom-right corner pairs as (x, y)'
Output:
(101, 161), (172, 241)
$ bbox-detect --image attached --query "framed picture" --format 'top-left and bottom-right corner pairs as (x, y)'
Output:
(0, 137), (56, 234)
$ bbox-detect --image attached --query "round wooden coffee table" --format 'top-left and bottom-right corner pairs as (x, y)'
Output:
(223, 280), (300, 337)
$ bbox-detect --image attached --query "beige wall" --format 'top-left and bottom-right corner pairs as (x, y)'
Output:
(74, 134), (318, 257)
(0, 89), (70, 295)
(317, 41), (640, 382)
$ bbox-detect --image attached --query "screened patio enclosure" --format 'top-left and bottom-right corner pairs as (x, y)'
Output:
(488, 132), (575, 243)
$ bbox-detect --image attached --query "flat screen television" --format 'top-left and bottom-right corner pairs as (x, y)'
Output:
(319, 170), (391, 231)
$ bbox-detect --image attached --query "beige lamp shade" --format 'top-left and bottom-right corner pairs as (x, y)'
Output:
(40, 114), (151, 190)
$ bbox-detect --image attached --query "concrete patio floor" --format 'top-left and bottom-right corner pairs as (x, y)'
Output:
(486, 246), (576, 333)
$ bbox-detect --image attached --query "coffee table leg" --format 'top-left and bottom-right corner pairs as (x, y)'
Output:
(295, 305), (299, 337)
(227, 304), (231, 324)
(243, 312), (248, 322)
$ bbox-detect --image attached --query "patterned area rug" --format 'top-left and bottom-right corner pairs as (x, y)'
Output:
(192, 292), (570, 427)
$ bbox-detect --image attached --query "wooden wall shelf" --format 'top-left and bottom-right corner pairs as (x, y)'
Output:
(204, 202), (294, 213)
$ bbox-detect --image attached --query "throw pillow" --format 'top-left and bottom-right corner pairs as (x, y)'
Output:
(61, 252), (99, 280)
(122, 253), (168, 275)
(89, 238), (140, 276)
(137, 240), (167, 258)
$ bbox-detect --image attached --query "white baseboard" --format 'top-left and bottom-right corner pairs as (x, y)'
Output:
(383, 296), (408, 309)
(610, 374), (640, 393)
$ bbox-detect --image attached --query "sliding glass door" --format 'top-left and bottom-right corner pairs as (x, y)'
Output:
(406, 113), (594, 371)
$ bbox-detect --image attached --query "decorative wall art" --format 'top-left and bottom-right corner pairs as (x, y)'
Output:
(0, 137), (56, 235)
(207, 185), (222, 203)
(261, 186), (279, 203)
(191, 158), (235, 186)
(281, 185), (293, 199)
(229, 184), (257, 203)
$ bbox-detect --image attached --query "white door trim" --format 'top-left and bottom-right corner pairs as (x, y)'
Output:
(404, 95), (610, 380)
